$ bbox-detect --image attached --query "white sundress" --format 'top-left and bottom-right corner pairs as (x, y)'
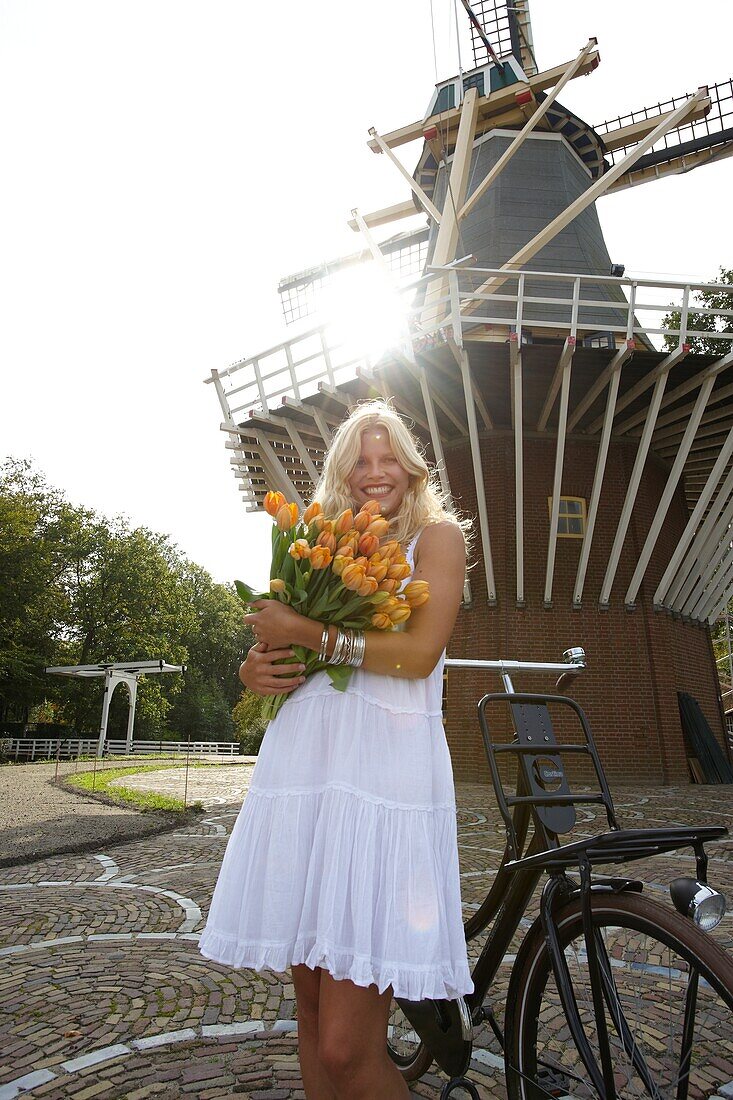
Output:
(199, 527), (474, 1002)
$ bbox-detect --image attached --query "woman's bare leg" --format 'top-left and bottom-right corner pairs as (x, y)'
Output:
(292, 964), (338, 1100)
(317, 971), (410, 1100)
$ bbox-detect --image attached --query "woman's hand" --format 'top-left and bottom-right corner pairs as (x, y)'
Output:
(239, 641), (306, 697)
(243, 599), (305, 649)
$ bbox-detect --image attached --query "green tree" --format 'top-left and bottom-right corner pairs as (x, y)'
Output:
(0, 457), (256, 742)
(663, 268), (733, 353)
(232, 688), (268, 754)
(0, 460), (76, 725)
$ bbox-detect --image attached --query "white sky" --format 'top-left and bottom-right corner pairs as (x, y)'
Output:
(1, 1), (732, 593)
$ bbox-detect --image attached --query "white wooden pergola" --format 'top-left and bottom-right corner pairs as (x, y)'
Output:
(45, 660), (185, 757)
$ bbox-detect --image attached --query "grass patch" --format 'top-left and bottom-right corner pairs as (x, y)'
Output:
(65, 763), (202, 813)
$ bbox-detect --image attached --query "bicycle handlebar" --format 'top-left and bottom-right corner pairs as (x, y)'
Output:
(445, 648), (586, 690)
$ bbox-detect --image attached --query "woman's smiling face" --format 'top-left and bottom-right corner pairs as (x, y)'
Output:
(347, 427), (410, 517)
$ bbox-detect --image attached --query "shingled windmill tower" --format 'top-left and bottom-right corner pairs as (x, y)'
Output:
(208, 0), (733, 785)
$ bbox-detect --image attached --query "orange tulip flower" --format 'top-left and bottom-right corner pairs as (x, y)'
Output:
(354, 511), (372, 533)
(403, 580), (430, 607)
(276, 502), (299, 531)
(288, 539), (311, 560)
(365, 517), (389, 539)
(371, 612), (392, 630)
(379, 540), (401, 561)
(332, 553), (350, 577)
(366, 560), (389, 582)
(360, 500), (382, 517)
(337, 531), (360, 554)
(303, 501), (323, 525)
(264, 490), (287, 517)
(358, 533), (380, 558)
(377, 577), (400, 594)
(270, 578), (286, 593)
(341, 562), (366, 591)
(310, 545), (333, 570)
(334, 509), (354, 534)
(389, 604), (412, 625)
(387, 561), (411, 581)
(316, 531), (337, 553)
(371, 589), (392, 605)
(357, 575), (379, 597)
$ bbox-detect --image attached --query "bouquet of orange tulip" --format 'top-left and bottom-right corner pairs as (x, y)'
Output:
(235, 490), (430, 721)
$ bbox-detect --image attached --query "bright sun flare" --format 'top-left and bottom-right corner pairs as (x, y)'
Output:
(317, 263), (411, 362)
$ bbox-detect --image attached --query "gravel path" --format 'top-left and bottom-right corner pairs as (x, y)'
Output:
(0, 761), (198, 868)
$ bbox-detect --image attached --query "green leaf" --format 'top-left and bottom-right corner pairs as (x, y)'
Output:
(289, 586), (308, 607)
(235, 579), (265, 605)
(325, 665), (354, 692)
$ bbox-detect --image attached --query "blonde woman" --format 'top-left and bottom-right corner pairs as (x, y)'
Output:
(200, 400), (474, 1099)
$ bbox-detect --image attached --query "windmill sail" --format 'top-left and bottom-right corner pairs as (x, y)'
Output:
(595, 78), (733, 191)
(278, 226), (428, 326)
(467, 0), (537, 76)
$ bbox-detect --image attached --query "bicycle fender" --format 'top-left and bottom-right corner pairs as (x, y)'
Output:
(566, 875), (644, 898)
(395, 996), (473, 1079)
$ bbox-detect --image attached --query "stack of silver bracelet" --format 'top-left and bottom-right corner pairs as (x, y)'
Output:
(317, 624), (366, 668)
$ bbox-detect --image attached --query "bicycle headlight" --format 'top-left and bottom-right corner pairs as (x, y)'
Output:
(670, 877), (727, 932)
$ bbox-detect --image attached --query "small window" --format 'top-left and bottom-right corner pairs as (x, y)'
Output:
(429, 84), (456, 117)
(463, 72), (485, 97)
(548, 496), (586, 538)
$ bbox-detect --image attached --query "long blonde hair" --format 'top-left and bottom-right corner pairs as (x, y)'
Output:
(312, 399), (474, 555)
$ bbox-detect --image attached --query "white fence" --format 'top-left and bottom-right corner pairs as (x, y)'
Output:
(1, 738), (241, 761)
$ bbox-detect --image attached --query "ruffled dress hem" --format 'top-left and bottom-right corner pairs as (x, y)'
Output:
(198, 929), (474, 1001)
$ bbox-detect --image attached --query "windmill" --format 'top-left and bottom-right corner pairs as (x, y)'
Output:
(207, 1), (733, 785)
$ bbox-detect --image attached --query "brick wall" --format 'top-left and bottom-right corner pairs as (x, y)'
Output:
(441, 433), (726, 786)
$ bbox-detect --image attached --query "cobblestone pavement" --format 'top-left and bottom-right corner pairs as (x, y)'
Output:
(1, 764), (732, 1099)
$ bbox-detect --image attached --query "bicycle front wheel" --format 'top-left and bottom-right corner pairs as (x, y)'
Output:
(386, 998), (434, 1082)
(505, 891), (733, 1099)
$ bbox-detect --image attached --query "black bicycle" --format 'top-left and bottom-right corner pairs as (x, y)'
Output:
(387, 649), (733, 1099)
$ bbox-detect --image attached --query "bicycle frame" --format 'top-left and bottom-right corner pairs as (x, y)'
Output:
(394, 652), (729, 1099)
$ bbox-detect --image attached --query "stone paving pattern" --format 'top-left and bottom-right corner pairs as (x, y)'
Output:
(1, 763), (732, 1099)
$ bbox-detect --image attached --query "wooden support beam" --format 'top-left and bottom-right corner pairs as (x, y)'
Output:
(611, 354), (730, 435)
(400, 357), (453, 500)
(607, 143), (733, 195)
(599, 364), (673, 605)
(653, 405), (733, 445)
(567, 340), (635, 432)
(586, 343), (690, 435)
(654, 425), (733, 606)
(367, 128), (442, 224)
(599, 100), (711, 153)
(667, 469), (733, 608)
(537, 337), (577, 431)
(280, 397), (338, 446)
(573, 359), (624, 606)
(368, 51), (600, 151)
(658, 426), (733, 458)
(463, 89), (710, 315)
(421, 88), (480, 327)
(616, 352), (730, 437)
(347, 199), (420, 232)
(457, 346), (497, 604)
(624, 373), (717, 606)
(692, 546), (733, 620)
(460, 40), (598, 222)
(684, 531), (733, 616)
(508, 287), (526, 606)
(544, 346), (573, 604)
